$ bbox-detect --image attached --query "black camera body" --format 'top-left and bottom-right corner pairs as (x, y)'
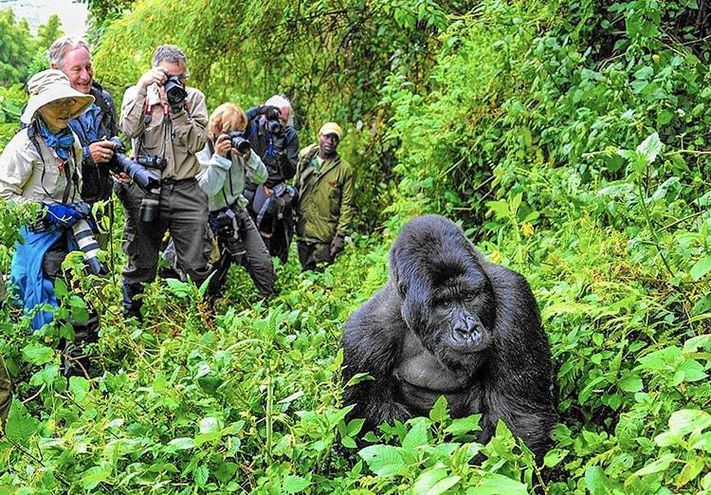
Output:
(136, 155), (168, 170)
(228, 131), (250, 154)
(263, 106), (283, 136)
(164, 75), (187, 108)
(214, 209), (246, 262)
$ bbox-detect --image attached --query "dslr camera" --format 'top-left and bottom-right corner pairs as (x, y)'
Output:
(262, 106), (283, 136)
(228, 131), (250, 154)
(214, 209), (246, 262)
(164, 75), (187, 108)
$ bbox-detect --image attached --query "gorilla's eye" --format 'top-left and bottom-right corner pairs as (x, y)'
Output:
(463, 292), (477, 302)
(439, 299), (452, 308)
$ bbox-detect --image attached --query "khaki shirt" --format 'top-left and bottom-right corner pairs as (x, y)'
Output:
(0, 127), (82, 204)
(120, 84), (209, 180)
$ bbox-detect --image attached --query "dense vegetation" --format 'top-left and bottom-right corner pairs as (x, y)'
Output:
(0, 0), (709, 493)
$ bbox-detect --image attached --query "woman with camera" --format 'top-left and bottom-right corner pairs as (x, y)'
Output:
(0, 69), (97, 333)
(196, 103), (276, 299)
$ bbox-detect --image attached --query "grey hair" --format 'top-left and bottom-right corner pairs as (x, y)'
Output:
(152, 45), (187, 67)
(47, 36), (90, 68)
(264, 94), (294, 126)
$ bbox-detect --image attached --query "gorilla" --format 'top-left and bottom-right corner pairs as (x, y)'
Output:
(341, 215), (557, 459)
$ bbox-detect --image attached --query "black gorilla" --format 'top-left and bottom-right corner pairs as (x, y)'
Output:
(342, 215), (557, 459)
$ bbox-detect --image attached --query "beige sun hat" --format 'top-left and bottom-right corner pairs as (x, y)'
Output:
(20, 69), (94, 125)
(319, 122), (342, 139)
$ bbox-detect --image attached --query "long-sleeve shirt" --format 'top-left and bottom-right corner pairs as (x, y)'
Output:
(196, 145), (268, 212)
(120, 83), (208, 180)
(0, 127), (82, 204)
(294, 144), (354, 244)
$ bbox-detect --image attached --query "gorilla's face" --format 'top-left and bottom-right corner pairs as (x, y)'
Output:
(422, 269), (496, 369)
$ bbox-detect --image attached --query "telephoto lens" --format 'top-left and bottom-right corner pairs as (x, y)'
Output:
(71, 219), (103, 274)
(139, 193), (160, 223)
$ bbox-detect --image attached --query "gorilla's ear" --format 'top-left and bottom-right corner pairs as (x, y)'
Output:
(389, 249), (408, 299)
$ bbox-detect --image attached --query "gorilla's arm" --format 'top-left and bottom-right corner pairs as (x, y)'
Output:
(342, 282), (411, 428)
(477, 260), (558, 458)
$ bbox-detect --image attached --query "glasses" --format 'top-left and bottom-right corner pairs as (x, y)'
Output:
(46, 97), (78, 109)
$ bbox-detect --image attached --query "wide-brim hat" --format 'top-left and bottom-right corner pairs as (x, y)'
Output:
(319, 122), (342, 140)
(20, 69), (94, 124)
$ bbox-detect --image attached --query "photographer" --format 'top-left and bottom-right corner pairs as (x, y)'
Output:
(244, 95), (299, 262)
(48, 36), (118, 208)
(0, 70), (98, 336)
(118, 45), (210, 320)
(196, 103), (275, 299)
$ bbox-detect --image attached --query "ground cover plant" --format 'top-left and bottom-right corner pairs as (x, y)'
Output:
(0, 0), (709, 493)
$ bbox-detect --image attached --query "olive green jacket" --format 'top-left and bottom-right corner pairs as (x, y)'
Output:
(295, 144), (354, 244)
(0, 355), (11, 430)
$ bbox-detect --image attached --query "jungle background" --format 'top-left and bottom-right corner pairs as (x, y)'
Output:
(0, 0), (709, 493)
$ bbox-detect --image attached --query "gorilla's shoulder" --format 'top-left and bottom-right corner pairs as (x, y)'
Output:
(342, 281), (407, 354)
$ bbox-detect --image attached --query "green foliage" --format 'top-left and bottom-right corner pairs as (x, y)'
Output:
(0, 11), (64, 86)
(1, 0), (710, 493)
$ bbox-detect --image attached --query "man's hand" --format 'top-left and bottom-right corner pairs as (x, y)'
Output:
(330, 235), (345, 258)
(88, 140), (115, 165)
(138, 67), (168, 89)
(214, 134), (232, 158)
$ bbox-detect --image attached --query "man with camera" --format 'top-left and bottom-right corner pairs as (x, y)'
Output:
(294, 122), (353, 271)
(244, 95), (299, 262)
(48, 36), (118, 208)
(118, 45), (210, 319)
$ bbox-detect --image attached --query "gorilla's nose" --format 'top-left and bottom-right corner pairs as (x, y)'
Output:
(452, 322), (481, 344)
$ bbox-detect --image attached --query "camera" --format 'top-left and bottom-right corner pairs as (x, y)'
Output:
(136, 155), (168, 170)
(107, 137), (161, 193)
(227, 131), (250, 154)
(263, 106), (283, 135)
(214, 209), (245, 262)
(67, 202), (103, 275)
(164, 75), (187, 108)
(139, 192), (160, 223)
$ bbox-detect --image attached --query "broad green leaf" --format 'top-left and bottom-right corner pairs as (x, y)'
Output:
(677, 458), (705, 488)
(5, 399), (40, 445)
(167, 437), (195, 450)
(426, 475), (461, 495)
(402, 419), (429, 451)
(412, 466), (448, 493)
(690, 255), (711, 281)
(199, 416), (220, 434)
(629, 453), (676, 479)
(22, 343), (55, 365)
(69, 376), (90, 402)
(193, 466), (209, 487)
(618, 374), (643, 393)
(586, 466), (622, 495)
(359, 445), (406, 477)
(81, 466), (110, 490)
(429, 396), (449, 423)
(283, 475), (309, 494)
(543, 448), (568, 468)
(444, 415), (482, 436)
(635, 132), (663, 164)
